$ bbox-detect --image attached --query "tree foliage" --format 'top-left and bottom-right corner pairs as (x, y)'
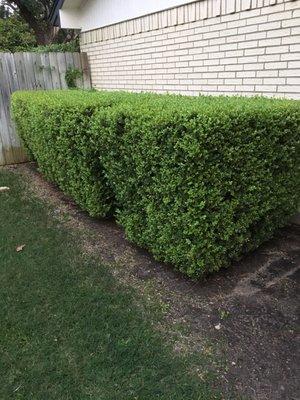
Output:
(1, 0), (78, 46)
(2, 0), (55, 44)
(0, 3), (11, 18)
(0, 15), (36, 51)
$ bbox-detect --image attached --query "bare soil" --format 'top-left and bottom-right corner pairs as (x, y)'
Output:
(6, 163), (300, 400)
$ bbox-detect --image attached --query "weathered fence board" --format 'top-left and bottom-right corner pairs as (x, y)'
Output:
(0, 52), (91, 166)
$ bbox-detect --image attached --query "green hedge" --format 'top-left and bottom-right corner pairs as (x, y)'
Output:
(12, 90), (126, 216)
(12, 90), (300, 277)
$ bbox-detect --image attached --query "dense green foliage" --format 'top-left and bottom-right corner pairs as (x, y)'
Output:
(1, 1), (78, 49)
(0, 16), (36, 52)
(65, 67), (83, 88)
(0, 14), (79, 52)
(12, 90), (300, 277)
(12, 90), (125, 216)
(0, 168), (219, 399)
(2, 0), (69, 46)
(28, 39), (80, 53)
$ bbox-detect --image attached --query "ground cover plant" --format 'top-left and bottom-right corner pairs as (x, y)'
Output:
(12, 90), (300, 277)
(0, 168), (220, 399)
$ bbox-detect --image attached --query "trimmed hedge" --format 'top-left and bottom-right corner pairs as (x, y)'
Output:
(12, 90), (300, 277)
(12, 90), (127, 216)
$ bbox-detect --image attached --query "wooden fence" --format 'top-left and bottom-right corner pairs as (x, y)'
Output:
(0, 52), (91, 166)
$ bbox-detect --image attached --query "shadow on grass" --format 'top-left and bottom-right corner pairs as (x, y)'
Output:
(0, 168), (221, 400)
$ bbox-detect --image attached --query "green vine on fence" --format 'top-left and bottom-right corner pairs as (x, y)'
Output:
(65, 67), (83, 88)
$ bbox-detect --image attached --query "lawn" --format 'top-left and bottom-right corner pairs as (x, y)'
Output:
(0, 168), (220, 400)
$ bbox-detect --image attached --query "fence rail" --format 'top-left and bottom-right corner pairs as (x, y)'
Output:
(0, 52), (91, 166)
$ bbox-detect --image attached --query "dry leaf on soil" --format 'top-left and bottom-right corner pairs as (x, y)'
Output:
(16, 244), (26, 252)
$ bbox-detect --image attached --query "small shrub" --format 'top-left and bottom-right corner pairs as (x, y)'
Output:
(12, 90), (300, 277)
(27, 40), (80, 53)
(65, 67), (83, 88)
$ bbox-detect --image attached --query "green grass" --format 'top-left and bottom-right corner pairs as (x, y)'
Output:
(0, 168), (220, 400)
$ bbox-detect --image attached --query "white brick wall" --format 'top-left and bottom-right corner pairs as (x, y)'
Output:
(81, 0), (300, 98)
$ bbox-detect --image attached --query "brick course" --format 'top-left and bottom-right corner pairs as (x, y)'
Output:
(81, 0), (300, 99)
